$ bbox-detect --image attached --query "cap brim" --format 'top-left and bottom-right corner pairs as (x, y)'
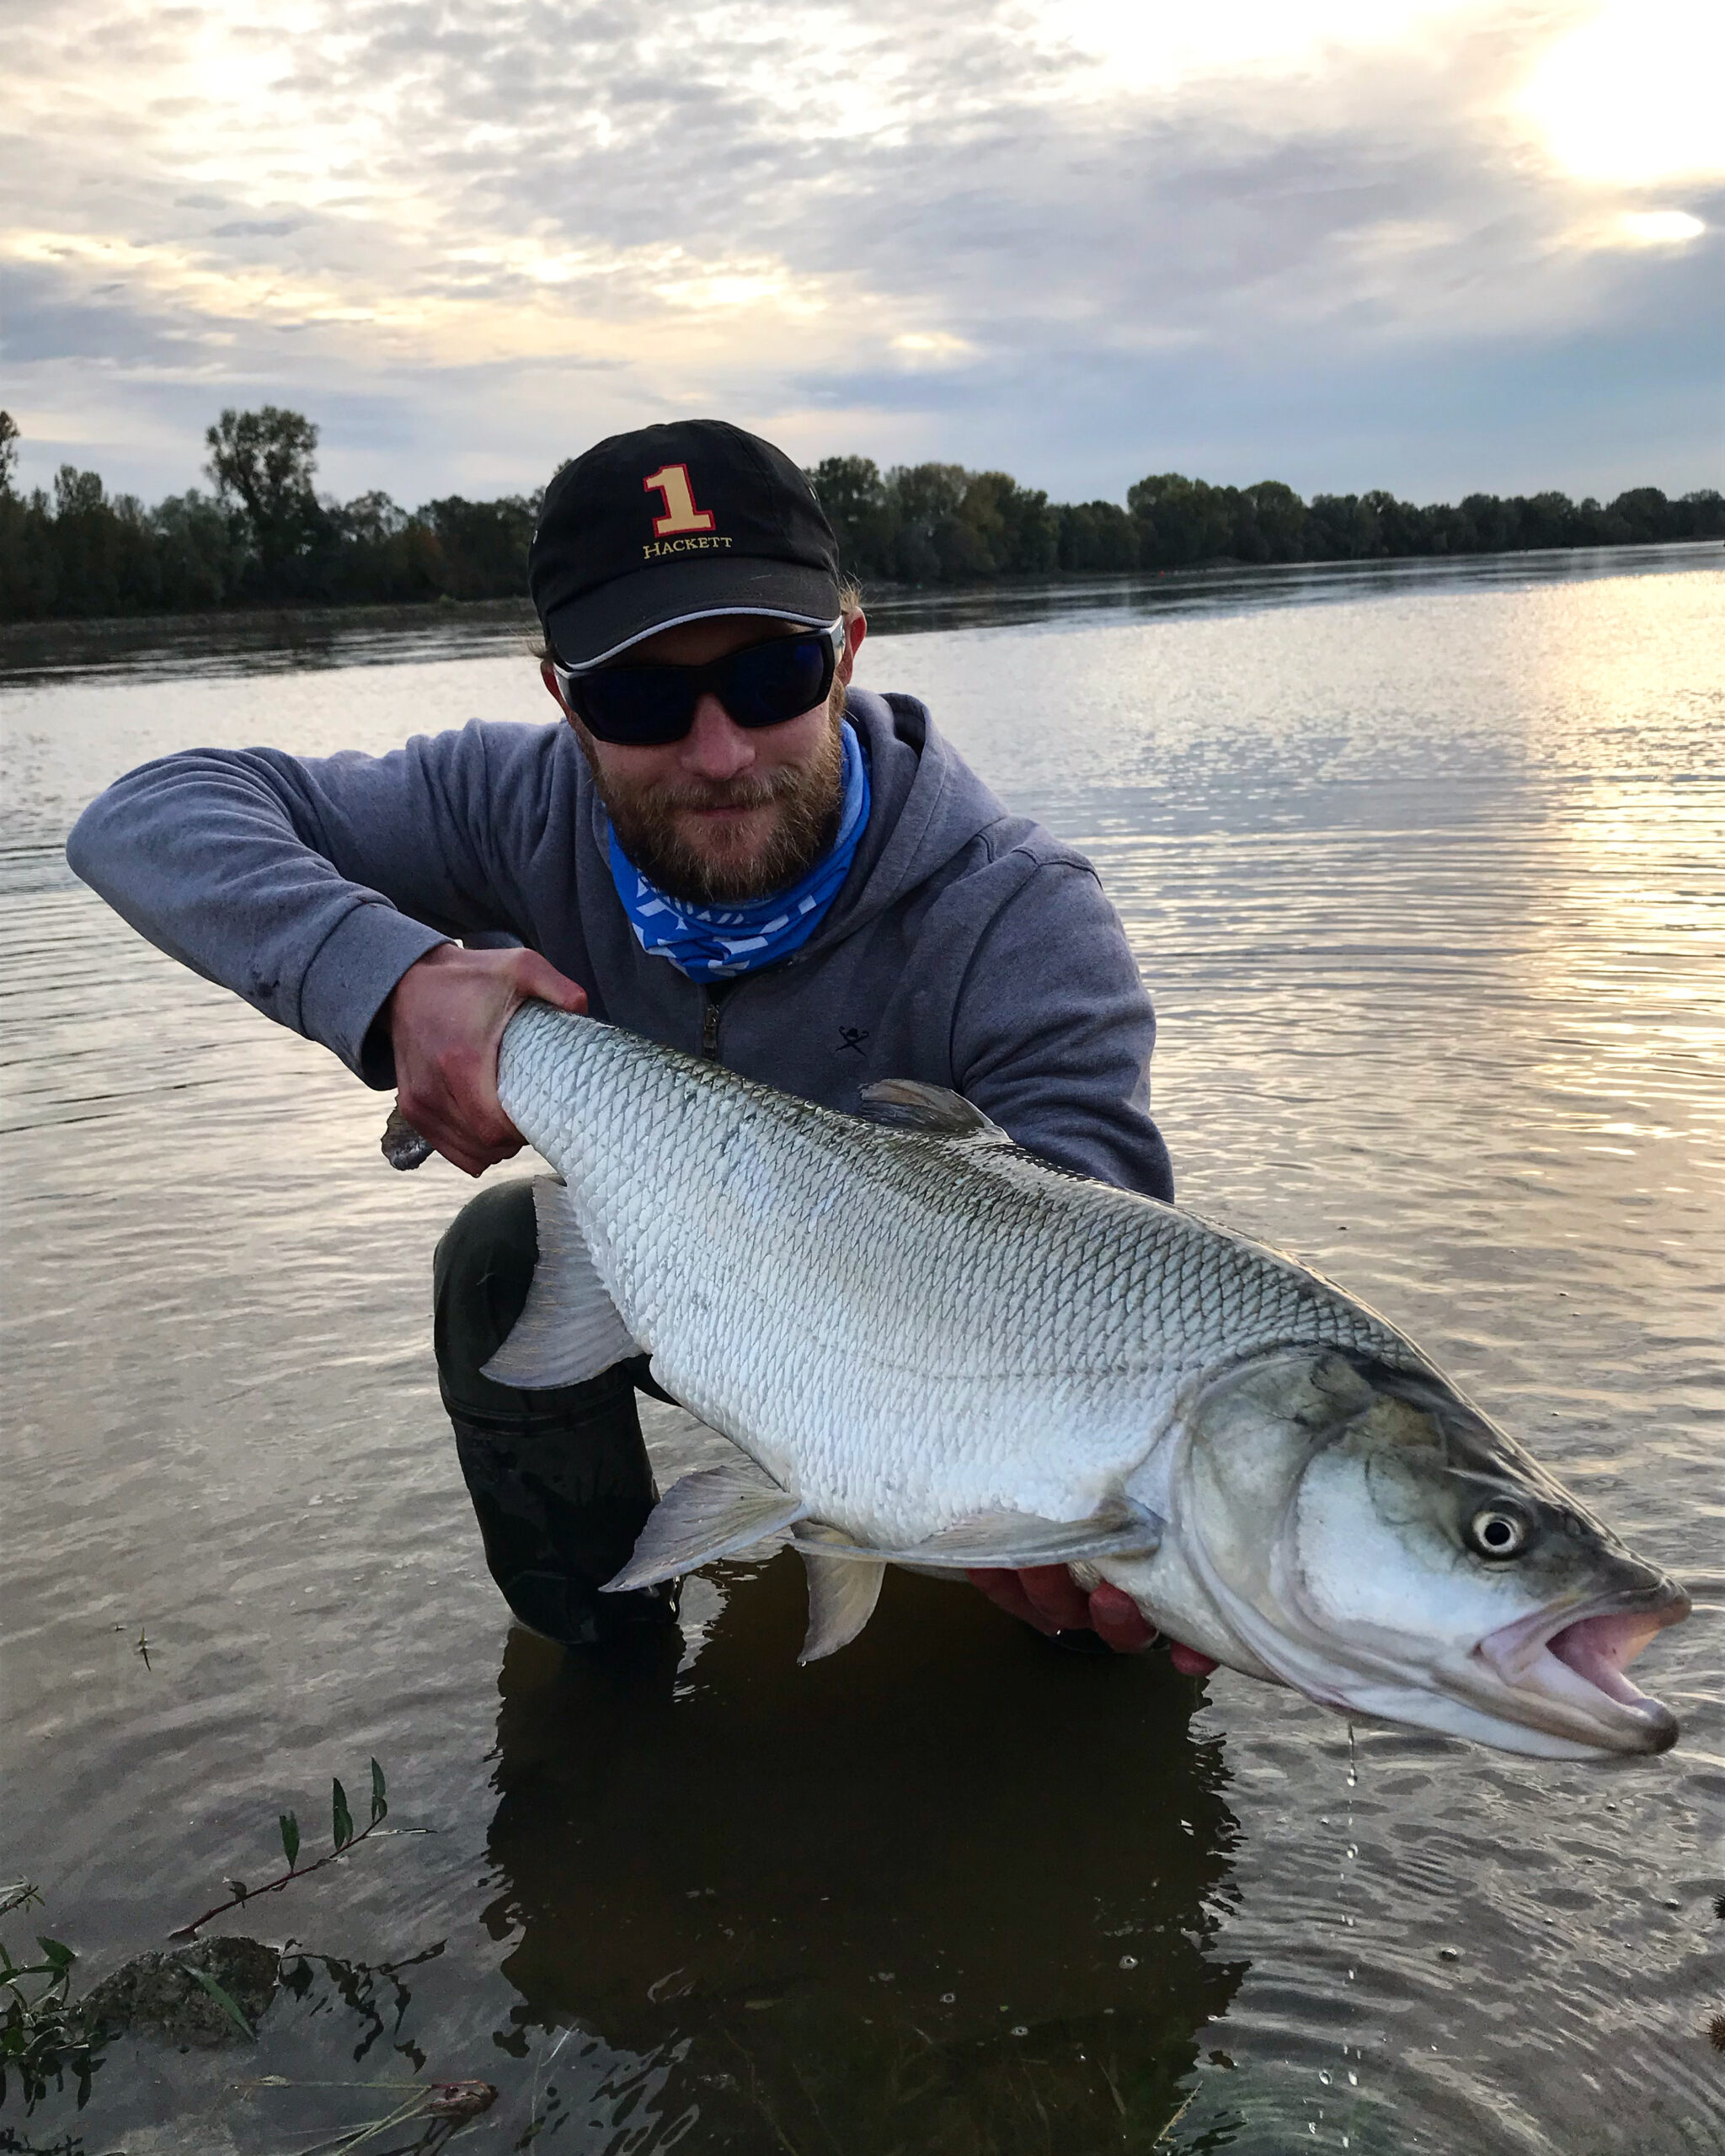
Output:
(543, 555), (841, 670)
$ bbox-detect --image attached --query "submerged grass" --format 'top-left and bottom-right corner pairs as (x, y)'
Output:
(241, 2074), (495, 2154)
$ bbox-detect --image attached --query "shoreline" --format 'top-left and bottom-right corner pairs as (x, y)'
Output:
(3, 540), (1718, 683)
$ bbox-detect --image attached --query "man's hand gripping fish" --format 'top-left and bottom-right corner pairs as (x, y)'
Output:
(435, 1003), (1689, 1761)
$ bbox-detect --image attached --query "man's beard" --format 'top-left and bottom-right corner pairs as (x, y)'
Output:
(583, 712), (846, 906)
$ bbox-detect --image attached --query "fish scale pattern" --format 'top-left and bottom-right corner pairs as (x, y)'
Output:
(497, 1007), (1421, 1543)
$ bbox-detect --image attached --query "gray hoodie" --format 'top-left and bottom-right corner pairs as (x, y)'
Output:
(66, 686), (1173, 1198)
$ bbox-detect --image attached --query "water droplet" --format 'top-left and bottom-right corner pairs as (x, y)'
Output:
(1319, 2069), (1332, 2084)
(1348, 2072), (1359, 2087)
(1347, 1845), (1357, 1860)
(941, 1992), (955, 2004)
(1347, 1968), (1355, 1980)
(1119, 1953), (1139, 1968)
(1011, 2025), (1028, 2037)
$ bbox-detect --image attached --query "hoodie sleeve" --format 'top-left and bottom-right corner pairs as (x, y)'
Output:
(948, 857), (1174, 1201)
(65, 721), (551, 1087)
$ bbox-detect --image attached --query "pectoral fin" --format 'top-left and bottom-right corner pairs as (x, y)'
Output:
(798, 1534), (887, 1663)
(604, 1461), (808, 1592)
(479, 1179), (640, 1389)
(791, 1499), (1161, 1571)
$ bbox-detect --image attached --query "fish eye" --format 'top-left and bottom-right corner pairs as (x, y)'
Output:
(1467, 1506), (1531, 1561)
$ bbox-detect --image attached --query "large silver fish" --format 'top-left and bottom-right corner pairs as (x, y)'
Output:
(460, 1004), (1687, 1760)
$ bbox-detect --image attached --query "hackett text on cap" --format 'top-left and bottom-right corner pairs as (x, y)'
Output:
(642, 534), (736, 560)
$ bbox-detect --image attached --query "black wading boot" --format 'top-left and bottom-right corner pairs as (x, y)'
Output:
(435, 1178), (674, 1648)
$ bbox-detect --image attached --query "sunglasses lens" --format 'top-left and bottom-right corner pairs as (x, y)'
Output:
(569, 631), (836, 745)
(720, 635), (835, 728)
(575, 667), (697, 747)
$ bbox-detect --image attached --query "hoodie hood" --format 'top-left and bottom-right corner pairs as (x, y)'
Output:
(798, 688), (1014, 955)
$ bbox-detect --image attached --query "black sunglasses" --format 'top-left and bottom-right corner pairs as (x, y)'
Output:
(553, 622), (843, 748)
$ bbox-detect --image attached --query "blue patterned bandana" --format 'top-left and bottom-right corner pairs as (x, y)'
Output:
(607, 721), (870, 979)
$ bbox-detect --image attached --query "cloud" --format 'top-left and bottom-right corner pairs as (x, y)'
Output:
(211, 218), (309, 237)
(1, 0), (1719, 505)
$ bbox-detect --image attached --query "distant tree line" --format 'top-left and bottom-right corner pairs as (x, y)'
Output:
(805, 456), (1725, 581)
(0, 407), (537, 622)
(1, 406), (1719, 624)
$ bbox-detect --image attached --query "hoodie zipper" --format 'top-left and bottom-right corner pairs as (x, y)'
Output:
(701, 995), (722, 1061)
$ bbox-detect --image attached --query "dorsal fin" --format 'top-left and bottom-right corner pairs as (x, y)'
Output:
(856, 1079), (1013, 1145)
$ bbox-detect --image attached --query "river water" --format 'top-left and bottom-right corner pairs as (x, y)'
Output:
(2, 547), (1722, 2154)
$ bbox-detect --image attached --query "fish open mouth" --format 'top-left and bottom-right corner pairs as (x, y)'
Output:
(1477, 1584), (1690, 1753)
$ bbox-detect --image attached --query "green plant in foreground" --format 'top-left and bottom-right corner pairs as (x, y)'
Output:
(0, 1884), (104, 2114)
(172, 1760), (428, 1940)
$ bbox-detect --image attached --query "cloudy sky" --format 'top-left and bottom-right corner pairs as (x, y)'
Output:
(4, 0), (1721, 510)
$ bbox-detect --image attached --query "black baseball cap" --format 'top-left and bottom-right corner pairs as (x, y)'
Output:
(529, 419), (842, 670)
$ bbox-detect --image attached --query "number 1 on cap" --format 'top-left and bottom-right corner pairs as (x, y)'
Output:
(644, 464), (716, 536)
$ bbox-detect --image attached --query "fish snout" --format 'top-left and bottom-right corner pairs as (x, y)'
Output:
(1477, 1574), (1690, 1755)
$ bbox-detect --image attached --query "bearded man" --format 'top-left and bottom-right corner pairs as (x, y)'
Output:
(68, 419), (1192, 1664)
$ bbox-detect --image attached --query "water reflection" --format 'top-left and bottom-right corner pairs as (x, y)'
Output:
(3, 542), (1715, 691)
(482, 1554), (1243, 2150)
(277, 1943), (446, 2071)
(0, 597), (536, 687)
